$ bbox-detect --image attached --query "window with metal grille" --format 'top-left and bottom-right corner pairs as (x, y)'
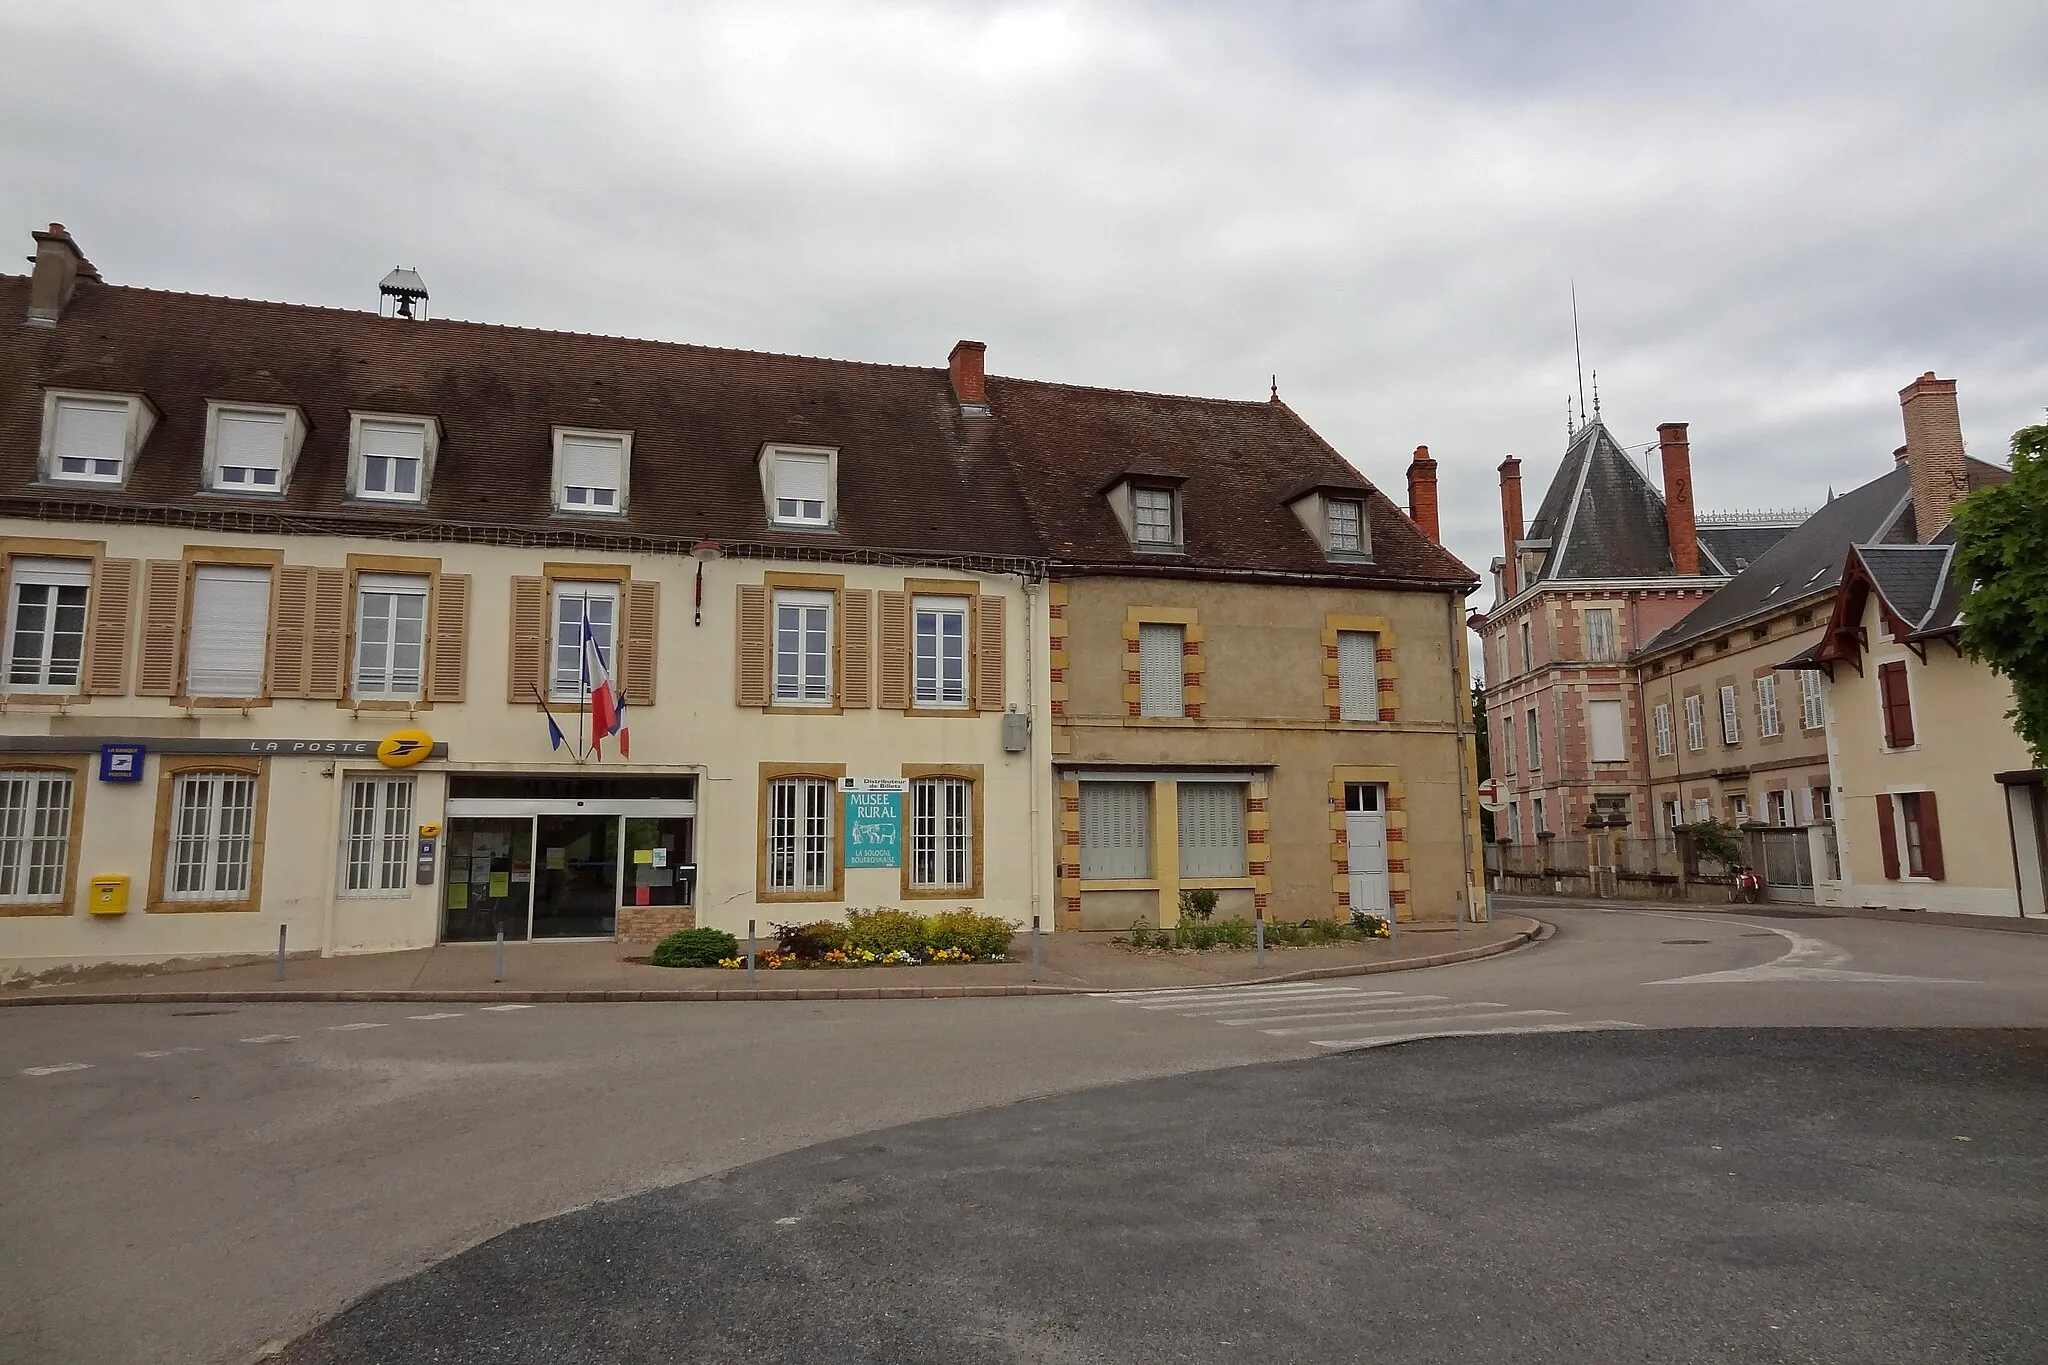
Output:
(1079, 782), (1150, 880)
(772, 451), (831, 526)
(50, 395), (130, 483)
(1585, 608), (1616, 661)
(0, 772), (72, 903)
(1138, 622), (1185, 717)
(211, 408), (288, 491)
(1720, 685), (1741, 744)
(1337, 630), (1379, 721)
(1326, 499), (1364, 553)
(1132, 488), (1177, 546)
(766, 777), (833, 891)
(910, 777), (972, 889)
(913, 596), (969, 707)
(555, 432), (627, 513)
(772, 589), (833, 706)
(185, 565), (271, 699)
(1684, 694), (1706, 750)
(1654, 703), (1673, 757)
(1756, 675), (1781, 737)
(357, 419), (426, 502)
(168, 773), (257, 900)
(342, 777), (414, 894)
(355, 573), (429, 701)
(4, 557), (89, 692)
(1799, 669), (1825, 730)
(550, 582), (617, 702)
(1177, 782), (1246, 878)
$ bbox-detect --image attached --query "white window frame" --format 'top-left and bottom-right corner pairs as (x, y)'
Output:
(1131, 486), (1180, 549)
(353, 573), (431, 702)
(1079, 781), (1151, 881)
(348, 412), (439, 505)
(912, 595), (970, 709)
(0, 770), (74, 903)
(3, 557), (92, 694)
(1519, 619), (1534, 674)
(203, 401), (305, 496)
(184, 565), (272, 700)
(1177, 781), (1248, 879)
(1585, 607), (1616, 662)
(549, 580), (619, 703)
(166, 772), (258, 901)
(551, 427), (631, 516)
(340, 775), (415, 896)
(1533, 796), (1548, 835)
(39, 389), (156, 487)
(1756, 675), (1782, 738)
(1729, 792), (1749, 823)
(1336, 630), (1379, 722)
(1588, 698), (1627, 764)
(1654, 702), (1673, 758)
(909, 776), (973, 890)
(1525, 708), (1542, 769)
(1720, 684), (1741, 745)
(1501, 716), (1515, 774)
(1766, 789), (1791, 827)
(1326, 498), (1366, 555)
(1662, 799), (1680, 838)
(766, 776), (833, 892)
(1138, 622), (1186, 718)
(1800, 668), (1826, 730)
(1684, 693), (1706, 751)
(772, 589), (834, 708)
(1506, 799), (1522, 844)
(1693, 797), (1712, 823)
(764, 445), (837, 529)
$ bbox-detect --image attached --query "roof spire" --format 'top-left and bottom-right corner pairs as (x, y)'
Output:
(1269, 374), (1278, 402)
(1571, 280), (1587, 425)
(1566, 394), (1575, 439)
(1591, 369), (1601, 422)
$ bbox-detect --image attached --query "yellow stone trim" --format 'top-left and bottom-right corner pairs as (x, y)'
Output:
(1127, 606), (1199, 626)
(1181, 654), (1206, 675)
(1244, 811), (1270, 833)
(1321, 613), (1396, 647)
(1329, 764), (1412, 922)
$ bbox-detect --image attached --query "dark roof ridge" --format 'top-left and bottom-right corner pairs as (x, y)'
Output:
(997, 371), (1281, 412)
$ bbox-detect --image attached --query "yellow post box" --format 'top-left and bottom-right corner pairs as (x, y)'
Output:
(88, 875), (130, 916)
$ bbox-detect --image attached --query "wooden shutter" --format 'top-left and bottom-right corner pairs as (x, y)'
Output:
(1916, 792), (1945, 881)
(267, 565), (313, 698)
(621, 579), (659, 707)
(840, 588), (872, 709)
(137, 559), (184, 696)
(974, 594), (1006, 711)
(427, 573), (470, 703)
(735, 583), (769, 708)
(83, 557), (137, 695)
(1874, 793), (1900, 880)
(1879, 662), (1915, 747)
(308, 567), (348, 699)
(507, 576), (547, 703)
(877, 590), (911, 710)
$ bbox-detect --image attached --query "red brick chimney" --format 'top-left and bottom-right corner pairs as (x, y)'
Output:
(25, 222), (98, 327)
(1405, 445), (1440, 543)
(948, 340), (987, 406)
(1898, 372), (1967, 542)
(1498, 454), (1525, 598)
(1658, 422), (1699, 575)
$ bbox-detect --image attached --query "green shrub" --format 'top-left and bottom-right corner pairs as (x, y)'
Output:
(773, 920), (848, 961)
(1349, 909), (1390, 938)
(1126, 920), (1161, 949)
(922, 909), (1018, 960)
(1177, 888), (1219, 922)
(1174, 916), (1256, 950)
(650, 927), (739, 968)
(845, 908), (926, 957)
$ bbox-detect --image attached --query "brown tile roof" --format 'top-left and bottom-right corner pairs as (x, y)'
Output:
(0, 275), (1475, 587)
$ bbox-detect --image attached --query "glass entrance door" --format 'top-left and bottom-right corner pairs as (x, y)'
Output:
(532, 813), (620, 938)
(443, 818), (535, 942)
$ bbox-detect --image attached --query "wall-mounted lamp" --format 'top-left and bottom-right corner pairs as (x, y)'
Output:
(690, 539), (722, 627)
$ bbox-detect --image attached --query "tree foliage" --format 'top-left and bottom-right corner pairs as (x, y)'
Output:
(1952, 422), (2048, 765)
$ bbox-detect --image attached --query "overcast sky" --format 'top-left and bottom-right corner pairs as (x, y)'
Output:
(6, 0), (2045, 589)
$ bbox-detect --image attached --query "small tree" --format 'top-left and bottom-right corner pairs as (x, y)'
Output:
(1685, 817), (1746, 871)
(1952, 421), (2048, 764)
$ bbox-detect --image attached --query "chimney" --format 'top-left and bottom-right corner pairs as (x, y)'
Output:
(25, 223), (97, 327)
(948, 340), (987, 407)
(1405, 445), (1440, 544)
(1498, 454), (1525, 598)
(1658, 422), (1699, 575)
(1899, 372), (1967, 542)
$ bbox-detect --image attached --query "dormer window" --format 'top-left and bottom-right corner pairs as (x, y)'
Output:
(204, 402), (305, 495)
(40, 390), (157, 487)
(764, 445), (836, 529)
(553, 428), (630, 516)
(1285, 484), (1373, 561)
(349, 413), (439, 504)
(1327, 498), (1364, 553)
(1133, 487), (1178, 546)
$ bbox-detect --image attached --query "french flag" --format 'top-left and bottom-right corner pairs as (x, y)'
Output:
(581, 618), (629, 758)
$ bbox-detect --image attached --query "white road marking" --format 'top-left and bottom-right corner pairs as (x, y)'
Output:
(21, 1062), (92, 1076)
(1220, 1000), (1500, 1026)
(1098, 983), (1392, 1004)
(241, 1034), (297, 1044)
(1638, 911), (1979, 986)
(1266, 1008), (1569, 1038)
(480, 1003), (535, 1012)
(1311, 1020), (1646, 1051)
(136, 1047), (202, 1058)
(407, 1012), (465, 1021)
(1135, 988), (1391, 1013)
(327, 1022), (388, 1032)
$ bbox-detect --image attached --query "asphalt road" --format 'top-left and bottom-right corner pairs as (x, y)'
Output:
(6, 902), (2048, 1364)
(279, 1028), (2048, 1365)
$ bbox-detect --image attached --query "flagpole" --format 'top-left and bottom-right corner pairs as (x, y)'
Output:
(531, 682), (585, 765)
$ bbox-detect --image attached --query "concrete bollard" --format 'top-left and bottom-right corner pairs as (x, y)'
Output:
(1255, 913), (1265, 967)
(747, 919), (757, 984)
(493, 929), (505, 984)
(275, 924), (287, 982)
(1030, 915), (1041, 982)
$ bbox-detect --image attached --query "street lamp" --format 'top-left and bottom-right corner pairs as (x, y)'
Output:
(690, 539), (722, 627)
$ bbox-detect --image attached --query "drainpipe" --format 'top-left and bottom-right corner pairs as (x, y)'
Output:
(1449, 590), (1481, 926)
(1021, 572), (1045, 936)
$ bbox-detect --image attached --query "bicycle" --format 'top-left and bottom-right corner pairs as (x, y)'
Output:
(1728, 866), (1763, 904)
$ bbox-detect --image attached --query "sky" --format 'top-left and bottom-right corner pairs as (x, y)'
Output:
(5, 0), (2045, 593)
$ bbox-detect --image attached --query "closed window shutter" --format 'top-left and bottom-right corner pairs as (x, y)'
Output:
(507, 576), (546, 703)
(426, 573), (469, 703)
(776, 453), (829, 503)
(216, 411), (286, 474)
(1337, 630), (1378, 721)
(1589, 699), (1626, 763)
(616, 579), (659, 708)
(1875, 793), (1900, 879)
(55, 398), (128, 466)
(186, 566), (272, 698)
(560, 436), (621, 491)
(1080, 783), (1150, 880)
(84, 557), (137, 695)
(1138, 623), (1184, 717)
(878, 590), (911, 710)
(1880, 662), (1915, 747)
(974, 595), (1005, 711)
(309, 567), (347, 699)
(734, 584), (769, 708)
(1177, 783), (1246, 878)
(137, 560), (184, 696)
(268, 565), (312, 698)
(1917, 792), (1945, 880)
(839, 588), (872, 708)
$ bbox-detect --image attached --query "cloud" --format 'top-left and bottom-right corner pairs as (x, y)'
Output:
(3, 0), (2044, 588)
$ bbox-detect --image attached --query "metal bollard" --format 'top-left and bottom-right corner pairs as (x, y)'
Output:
(1388, 908), (1399, 953)
(747, 919), (757, 985)
(1255, 913), (1265, 967)
(275, 924), (287, 982)
(493, 929), (505, 984)
(1031, 915), (1041, 982)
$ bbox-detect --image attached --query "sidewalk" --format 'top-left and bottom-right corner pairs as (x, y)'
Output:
(1493, 890), (2048, 935)
(0, 917), (1541, 1006)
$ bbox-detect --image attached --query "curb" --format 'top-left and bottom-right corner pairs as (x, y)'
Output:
(1496, 893), (2048, 936)
(0, 922), (1542, 1008)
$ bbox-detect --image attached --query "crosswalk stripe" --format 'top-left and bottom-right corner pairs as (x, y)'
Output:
(136, 1047), (202, 1058)
(407, 1012), (464, 1021)
(1265, 1008), (1568, 1038)
(327, 1022), (388, 1032)
(241, 1034), (297, 1044)
(480, 1003), (535, 1012)
(21, 1062), (92, 1076)
(1098, 983), (1387, 1004)
(1310, 1020), (1645, 1051)
(1135, 989), (1393, 1013)
(1220, 999), (1494, 1026)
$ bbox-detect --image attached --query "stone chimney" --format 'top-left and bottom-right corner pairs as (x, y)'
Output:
(948, 340), (987, 407)
(25, 223), (98, 327)
(1658, 422), (1699, 575)
(1405, 445), (1440, 544)
(1898, 372), (1968, 542)
(1498, 454), (1525, 598)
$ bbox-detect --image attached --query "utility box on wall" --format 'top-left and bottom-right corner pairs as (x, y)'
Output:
(88, 875), (130, 915)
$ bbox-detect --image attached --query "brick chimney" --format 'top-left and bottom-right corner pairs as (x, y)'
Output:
(1658, 422), (1699, 575)
(1405, 445), (1440, 543)
(948, 340), (987, 406)
(1898, 372), (1967, 542)
(25, 223), (98, 327)
(1498, 454), (1525, 598)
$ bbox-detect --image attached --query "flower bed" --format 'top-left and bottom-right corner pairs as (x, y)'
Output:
(651, 908), (1019, 970)
(1118, 911), (1391, 953)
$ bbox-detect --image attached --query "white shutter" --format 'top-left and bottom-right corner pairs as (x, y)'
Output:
(1756, 676), (1781, 736)
(1589, 699), (1626, 763)
(1654, 704), (1672, 757)
(216, 411), (286, 472)
(186, 566), (271, 697)
(361, 421), (426, 461)
(12, 557), (92, 590)
(1177, 783), (1246, 878)
(561, 436), (623, 492)
(775, 453), (829, 503)
(1720, 685), (1740, 743)
(1138, 623), (1184, 718)
(54, 398), (128, 467)
(1337, 630), (1379, 721)
(1079, 782), (1150, 880)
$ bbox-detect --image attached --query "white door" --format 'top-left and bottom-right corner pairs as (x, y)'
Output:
(1346, 783), (1389, 914)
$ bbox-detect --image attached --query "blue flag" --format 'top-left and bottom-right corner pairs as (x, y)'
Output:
(546, 710), (567, 751)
